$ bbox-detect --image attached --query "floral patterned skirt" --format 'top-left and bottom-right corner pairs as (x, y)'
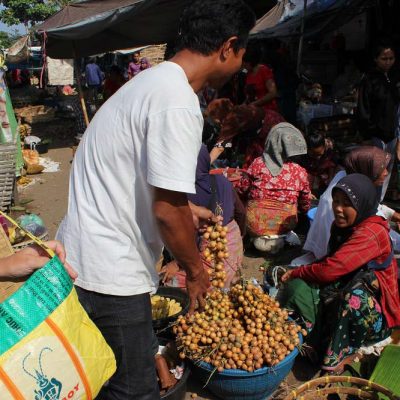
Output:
(282, 279), (391, 370)
(246, 199), (298, 236)
(322, 287), (390, 370)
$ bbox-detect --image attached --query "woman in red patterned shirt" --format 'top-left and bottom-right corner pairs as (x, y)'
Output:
(281, 174), (400, 373)
(238, 123), (311, 237)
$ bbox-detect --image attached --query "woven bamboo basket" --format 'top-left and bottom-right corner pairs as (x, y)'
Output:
(0, 223), (24, 303)
(0, 143), (17, 212)
(284, 375), (400, 400)
(12, 231), (49, 251)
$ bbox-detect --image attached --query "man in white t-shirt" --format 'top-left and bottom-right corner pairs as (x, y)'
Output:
(56, 0), (255, 398)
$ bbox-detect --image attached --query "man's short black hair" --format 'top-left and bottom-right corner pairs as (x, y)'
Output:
(306, 132), (325, 149)
(175, 0), (256, 56)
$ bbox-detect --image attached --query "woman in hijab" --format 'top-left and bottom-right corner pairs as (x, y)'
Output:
(281, 174), (400, 373)
(161, 145), (246, 288)
(242, 109), (286, 169)
(238, 123), (311, 241)
(297, 146), (397, 264)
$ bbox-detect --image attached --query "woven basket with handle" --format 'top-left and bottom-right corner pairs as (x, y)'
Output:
(284, 375), (400, 400)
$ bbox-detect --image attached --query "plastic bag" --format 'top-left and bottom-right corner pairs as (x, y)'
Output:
(0, 256), (116, 399)
(17, 214), (47, 237)
(0, 211), (116, 399)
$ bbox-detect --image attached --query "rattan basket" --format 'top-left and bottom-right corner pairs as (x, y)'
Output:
(284, 375), (400, 400)
(0, 143), (16, 212)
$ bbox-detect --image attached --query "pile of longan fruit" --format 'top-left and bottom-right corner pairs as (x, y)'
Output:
(175, 282), (306, 372)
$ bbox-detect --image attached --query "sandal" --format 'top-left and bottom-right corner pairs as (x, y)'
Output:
(321, 353), (361, 375)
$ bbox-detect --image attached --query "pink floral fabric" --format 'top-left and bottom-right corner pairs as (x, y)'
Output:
(238, 158), (311, 213)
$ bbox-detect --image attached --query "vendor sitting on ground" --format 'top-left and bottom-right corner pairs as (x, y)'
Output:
(242, 109), (286, 168)
(300, 146), (400, 263)
(238, 123), (311, 245)
(281, 174), (400, 373)
(298, 132), (337, 196)
(161, 144), (246, 288)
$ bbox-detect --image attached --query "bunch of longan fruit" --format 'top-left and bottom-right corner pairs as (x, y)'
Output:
(202, 221), (229, 288)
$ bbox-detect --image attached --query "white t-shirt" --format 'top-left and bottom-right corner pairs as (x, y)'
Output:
(56, 62), (203, 296)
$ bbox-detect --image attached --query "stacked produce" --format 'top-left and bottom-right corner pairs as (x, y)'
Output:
(174, 282), (305, 372)
(151, 295), (182, 320)
(202, 221), (229, 288)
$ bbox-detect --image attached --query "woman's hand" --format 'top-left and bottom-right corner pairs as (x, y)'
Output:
(159, 261), (180, 284)
(0, 240), (77, 280)
(281, 269), (295, 283)
(188, 202), (222, 231)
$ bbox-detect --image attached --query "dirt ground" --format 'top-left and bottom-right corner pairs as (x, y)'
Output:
(17, 144), (317, 400)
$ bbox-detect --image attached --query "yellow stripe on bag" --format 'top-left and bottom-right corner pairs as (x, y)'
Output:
(45, 318), (93, 400)
(0, 210), (55, 258)
(0, 366), (25, 400)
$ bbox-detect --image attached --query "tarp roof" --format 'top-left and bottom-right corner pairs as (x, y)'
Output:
(251, 0), (375, 39)
(37, 0), (190, 58)
(36, 0), (275, 59)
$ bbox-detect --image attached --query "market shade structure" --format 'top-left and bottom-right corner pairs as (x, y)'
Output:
(37, 0), (275, 59)
(36, 0), (191, 59)
(251, 0), (375, 39)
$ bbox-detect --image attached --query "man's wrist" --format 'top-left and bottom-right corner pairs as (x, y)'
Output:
(186, 264), (204, 280)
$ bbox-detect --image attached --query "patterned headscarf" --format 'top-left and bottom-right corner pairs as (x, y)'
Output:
(344, 146), (391, 182)
(263, 123), (307, 176)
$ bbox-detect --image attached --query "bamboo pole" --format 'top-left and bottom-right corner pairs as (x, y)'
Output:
(72, 45), (90, 127)
(296, 0), (308, 76)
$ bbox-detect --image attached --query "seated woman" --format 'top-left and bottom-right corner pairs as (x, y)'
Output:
(161, 144), (246, 288)
(238, 123), (311, 243)
(299, 146), (398, 263)
(298, 132), (337, 196)
(281, 174), (400, 373)
(242, 109), (286, 169)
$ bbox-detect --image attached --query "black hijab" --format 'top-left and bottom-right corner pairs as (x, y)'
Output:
(328, 173), (379, 254)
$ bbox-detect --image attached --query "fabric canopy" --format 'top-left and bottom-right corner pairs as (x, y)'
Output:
(251, 0), (374, 39)
(36, 0), (190, 58)
(37, 0), (274, 59)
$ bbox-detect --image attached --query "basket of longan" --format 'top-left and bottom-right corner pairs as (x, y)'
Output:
(174, 282), (304, 400)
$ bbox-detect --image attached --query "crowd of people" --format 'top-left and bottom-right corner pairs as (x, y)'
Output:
(84, 50), (152, 103)
(2, 0), (400, 399)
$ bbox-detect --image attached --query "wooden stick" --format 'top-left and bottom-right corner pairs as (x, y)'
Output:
(72, 44), (89, 127)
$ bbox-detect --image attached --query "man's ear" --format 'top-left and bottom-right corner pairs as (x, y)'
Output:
(220, 36), (239, 61)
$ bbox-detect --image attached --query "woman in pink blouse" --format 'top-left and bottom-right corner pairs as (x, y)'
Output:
(239, 123), (311, 237)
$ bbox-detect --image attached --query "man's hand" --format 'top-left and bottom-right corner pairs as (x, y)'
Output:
(0, 240), (77, 280)
(153, 189), (210, 313)
(186, 268), (210, 314)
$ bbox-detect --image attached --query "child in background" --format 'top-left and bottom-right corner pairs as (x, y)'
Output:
(299, 132), (337, 196)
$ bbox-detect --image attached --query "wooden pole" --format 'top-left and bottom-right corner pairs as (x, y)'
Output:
(72, 45), (90, 127)
(296, 0), (308, 76)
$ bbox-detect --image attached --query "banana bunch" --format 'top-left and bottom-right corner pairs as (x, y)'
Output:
(151, 295), (182, 319)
